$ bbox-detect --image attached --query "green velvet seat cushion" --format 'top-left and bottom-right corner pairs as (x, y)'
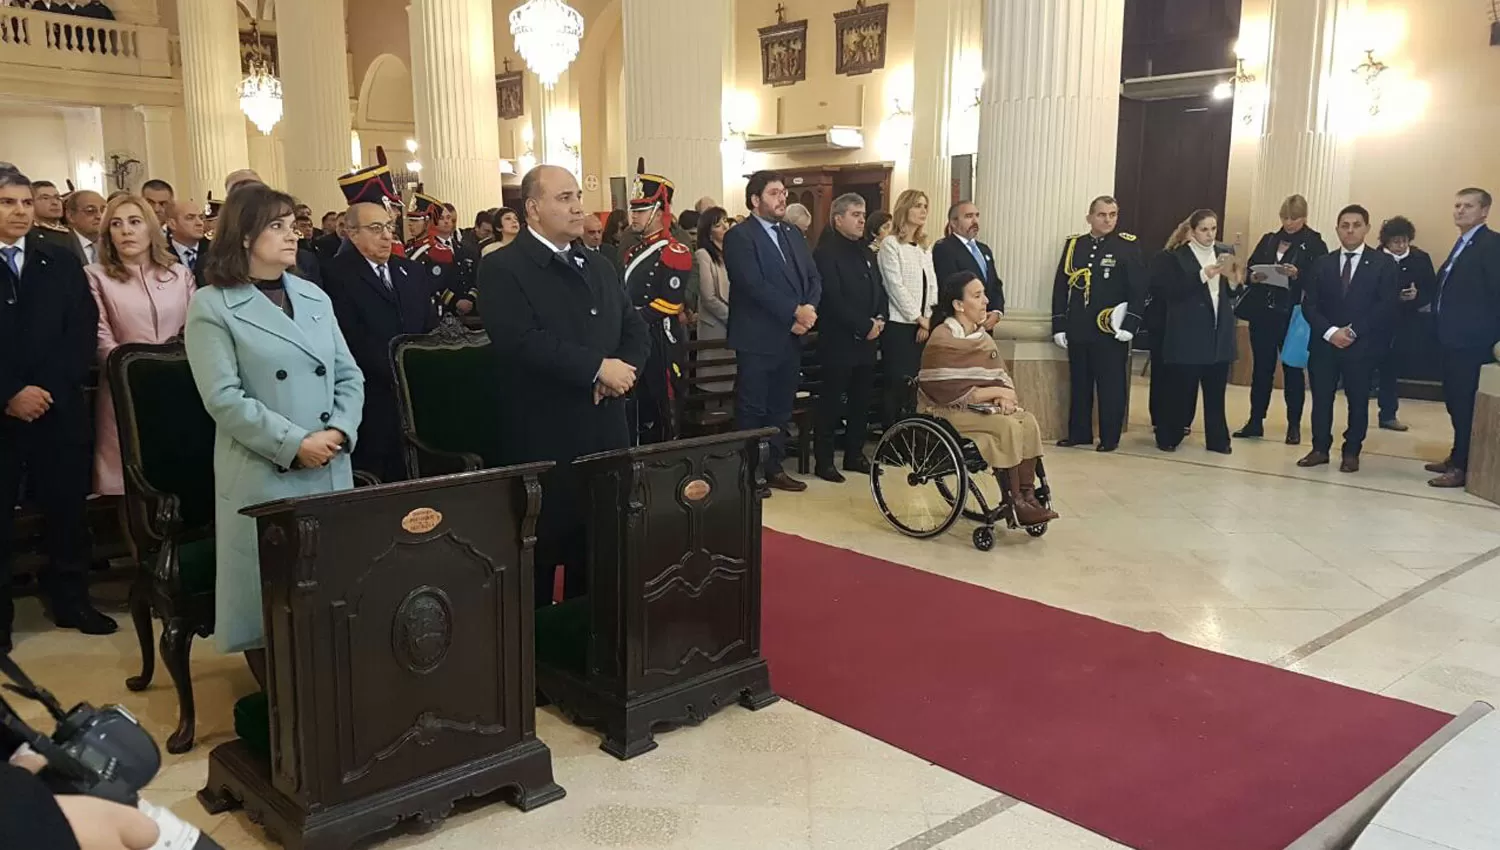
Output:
(396, 343), (504, 468)
(534, 597), (590, 676)
(124, 357), (216, 530)
(233, 692), (270, 760)
(175, 537), (216, 596)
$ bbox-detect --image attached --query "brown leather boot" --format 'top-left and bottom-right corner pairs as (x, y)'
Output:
(1010, 458), (1058, 525)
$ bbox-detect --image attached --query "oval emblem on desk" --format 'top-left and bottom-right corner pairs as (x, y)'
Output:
(393, 587), (453, 674)
(682, 478), (712, 501)
(401, 507), (442, 534)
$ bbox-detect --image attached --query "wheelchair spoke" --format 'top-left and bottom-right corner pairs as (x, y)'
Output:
(871, 419), (968, 540)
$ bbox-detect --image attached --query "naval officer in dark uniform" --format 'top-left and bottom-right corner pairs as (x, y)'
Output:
(1051, 195), (1146, 452)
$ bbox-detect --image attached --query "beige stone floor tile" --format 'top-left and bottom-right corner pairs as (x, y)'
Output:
(687, 804), (812, 850)
(809, 807), (931, 850)
(10, 380), (1500, 850)
(936, 802), (1128, 849)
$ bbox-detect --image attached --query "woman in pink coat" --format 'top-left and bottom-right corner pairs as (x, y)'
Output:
(88, 193), (194, 495)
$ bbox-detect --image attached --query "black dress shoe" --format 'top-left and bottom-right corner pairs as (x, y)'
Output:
(842, 454), (872, 475)
(1155, 442), (1178, 452)
(815, 466), (847, 484)
(1232, 421), (1264, 439)
(1096, 443), (1118, 453)
(1285, 424), (1302, 445)
(1297, 450), (1330, 468)
(756, 486), (773, 499)
(1056, 438), (1091, 448)
(766, 472), (808, 493)
(1207, 445), (1233, 455)
(1339, 455), (1360, 473)
(51, 602), (118, 636)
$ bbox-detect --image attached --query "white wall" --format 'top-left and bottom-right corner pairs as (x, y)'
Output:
(1, 111), (74, 186)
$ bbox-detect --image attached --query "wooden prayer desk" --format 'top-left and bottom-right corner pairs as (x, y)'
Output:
(199, 465), (564, 849)
(535, 428), (780, 759)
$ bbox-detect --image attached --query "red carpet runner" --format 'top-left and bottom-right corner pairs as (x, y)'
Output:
(760, 530), (1451, 850)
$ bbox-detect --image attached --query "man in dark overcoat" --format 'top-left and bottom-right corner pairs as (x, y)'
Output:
(811, 192), (887, 482)
(478, 165), (649, 607)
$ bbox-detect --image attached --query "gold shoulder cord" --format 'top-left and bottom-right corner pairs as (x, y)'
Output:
(1063, 236), (1091, 305)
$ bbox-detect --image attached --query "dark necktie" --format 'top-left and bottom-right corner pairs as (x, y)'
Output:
(182, 247), (196, 268)
(1435, 234), (1468, 313)
(376, 264), (392, 292)
(1, 246), (20, 280)
(777, 224), (801, 283)
(1340, 252), (1355, 293)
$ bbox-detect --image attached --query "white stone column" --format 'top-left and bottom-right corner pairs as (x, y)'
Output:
(907, 0), (980, 208)
(178, 0), (249, 201)
(1248, 0), (1358, 234)
(623, 0), (730, 210)
(134, 105), (178, 188)
(976, 0), (1126, 439)
(976, 0), (1126, 317)
(408, 0), (502, 218)
(276, 0), (352, 213)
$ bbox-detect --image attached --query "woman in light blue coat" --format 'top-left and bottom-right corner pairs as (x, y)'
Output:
(184, 183), (363, 685)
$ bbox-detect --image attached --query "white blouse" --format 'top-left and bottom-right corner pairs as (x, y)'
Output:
(1189, 240), (1221, 319)
(877, 235), (938, 324)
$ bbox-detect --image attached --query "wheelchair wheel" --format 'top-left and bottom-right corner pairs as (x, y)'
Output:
(973, 526), (995, 551)
(872, 418), (968, 539)
(1026, 523), (1049, 538)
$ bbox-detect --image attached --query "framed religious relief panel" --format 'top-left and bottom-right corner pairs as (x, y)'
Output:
(834, 1), (888, 77)
(759, 4), (808, 88)
(496, 59), (524, 120)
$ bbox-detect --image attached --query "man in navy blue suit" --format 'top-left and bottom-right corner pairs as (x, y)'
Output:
(724, 170), (822, 495)
(1296, 204), (1400, 474)
(1426, 188), (1500, 488)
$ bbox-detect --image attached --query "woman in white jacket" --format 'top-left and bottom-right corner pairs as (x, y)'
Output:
(878, 189), (938, 427)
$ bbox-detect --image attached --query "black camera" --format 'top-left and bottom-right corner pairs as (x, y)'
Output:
(0, 653), (160, 805)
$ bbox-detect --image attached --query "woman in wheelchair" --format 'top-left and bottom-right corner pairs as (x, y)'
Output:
(916, 272), (1059, 527)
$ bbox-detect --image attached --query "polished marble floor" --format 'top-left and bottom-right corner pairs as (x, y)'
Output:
(7, 381), (1499, 850)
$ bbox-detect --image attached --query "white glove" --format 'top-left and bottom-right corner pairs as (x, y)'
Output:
(1115, 329), (1134, 343)
(1052, 332), (1068, 350)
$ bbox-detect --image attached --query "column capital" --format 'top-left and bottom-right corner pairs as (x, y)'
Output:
(134, 104), (176, 123)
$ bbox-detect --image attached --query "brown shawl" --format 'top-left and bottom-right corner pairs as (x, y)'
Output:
(917, 318), (1014, 407)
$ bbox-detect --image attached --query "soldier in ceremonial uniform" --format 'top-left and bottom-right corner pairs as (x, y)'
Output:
(26, 180), (84, 263)
(622, 159), (697, 444)
(407, 190), (476, 317)
(1051, 195), (1146, 452)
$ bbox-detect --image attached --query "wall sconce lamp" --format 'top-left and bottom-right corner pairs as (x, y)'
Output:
(1230, 57), (1258, 124)
(1353, 49), (1388, 115)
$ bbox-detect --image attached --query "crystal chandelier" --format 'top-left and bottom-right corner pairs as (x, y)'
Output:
(239, 22), (282, 135)
(509, 0), (584, 89)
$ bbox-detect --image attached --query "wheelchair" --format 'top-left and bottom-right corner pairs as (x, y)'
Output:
(870, 414), (1053, 551)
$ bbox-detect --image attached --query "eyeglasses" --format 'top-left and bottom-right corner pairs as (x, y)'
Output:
(357, 222), (396, 235)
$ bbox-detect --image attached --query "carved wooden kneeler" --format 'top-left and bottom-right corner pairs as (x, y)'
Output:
(199, 465), (564, 849)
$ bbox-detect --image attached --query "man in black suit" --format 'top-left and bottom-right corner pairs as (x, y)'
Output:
(140, 178), (173, 223)
(1297, 204), (1401, 473)
(933, 200), (1004, 322)
(811, 192), (887, 482)
(1426, 188), (1500, 488)
(724, 170), (822, 495)
(479, 165), (649, 607)
(324, 202), (437, 484)
(165, 197), (209, 281)
(0, 166), (118, 653)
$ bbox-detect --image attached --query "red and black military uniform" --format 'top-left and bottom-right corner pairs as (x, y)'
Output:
(622, 160), (694, 444)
